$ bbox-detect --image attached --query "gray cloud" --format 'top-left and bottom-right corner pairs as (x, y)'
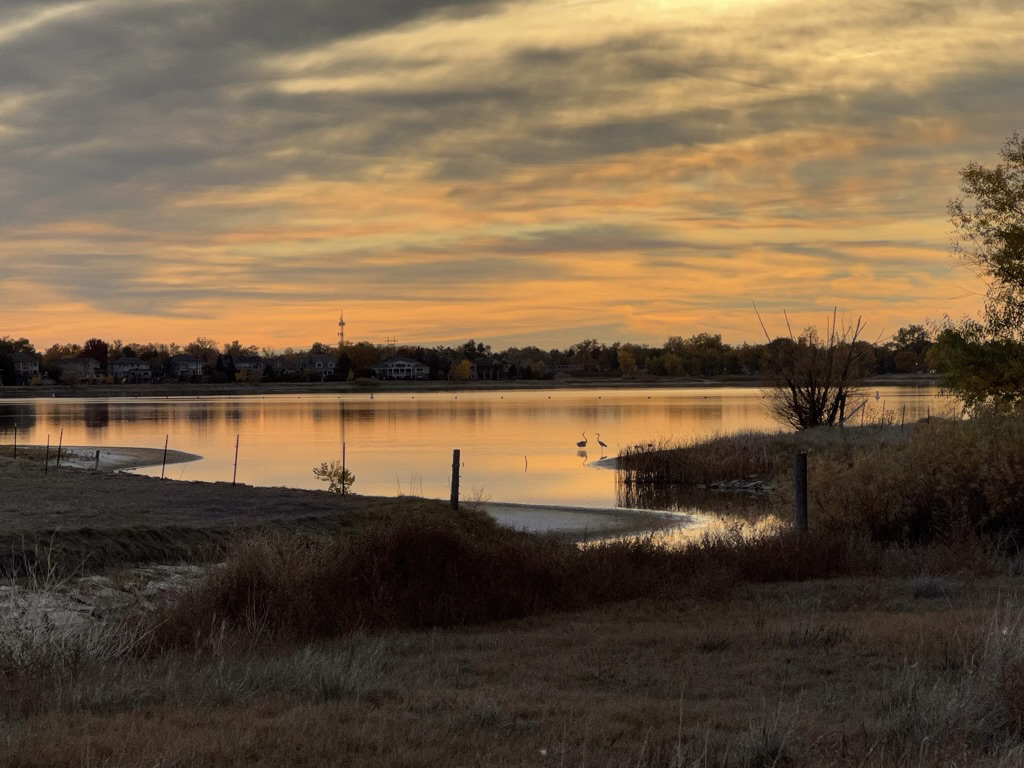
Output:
(1, 0), (1022, 338)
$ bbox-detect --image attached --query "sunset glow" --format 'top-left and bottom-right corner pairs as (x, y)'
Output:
(2, 0), (1018, 349)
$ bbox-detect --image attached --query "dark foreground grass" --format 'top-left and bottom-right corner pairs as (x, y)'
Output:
(154, 508), (984, 650)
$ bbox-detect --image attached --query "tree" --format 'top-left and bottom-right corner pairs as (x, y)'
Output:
(449, 359), (472, 381)
(80, 338), (109, 367)
(943, 133), (1024, 406)
(617, 348), (637, 377)
(185, 337), (219, 364)
(757, 308), (870, 430)
(949, 133), (1024, 339)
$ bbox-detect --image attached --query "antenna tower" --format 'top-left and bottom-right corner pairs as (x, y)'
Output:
(338, 311), (346, 347)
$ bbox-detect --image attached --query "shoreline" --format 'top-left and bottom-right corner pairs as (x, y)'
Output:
(27, 444), (203, 471)
(0, 373), (941, 399)
(7, 443), (680, 537)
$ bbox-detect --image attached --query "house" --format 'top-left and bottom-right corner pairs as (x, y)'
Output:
(471, 358), (508, 381)
(56, 357), (102, 384)
(300, 353), (337, 380)
(109, 357), (153, 383)
(371, 357), (429, 380)
(166, 354), (204, 380)
(228, 355), (265, 382)
(10, 352), (40, 385)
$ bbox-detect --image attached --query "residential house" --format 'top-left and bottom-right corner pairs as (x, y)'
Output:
(371, 357), (429, 380)
(228, 355), (265, 383)
(109, 357), (153, 383)
(10, 352), (40, 385)
(56, 357), (102, 384)
(300, 353), (337, 380)
(471, 358), (508, 381)
(166, 354), (204, 380)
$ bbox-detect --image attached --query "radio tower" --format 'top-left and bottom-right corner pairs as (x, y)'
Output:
(337, 311), (346, 348)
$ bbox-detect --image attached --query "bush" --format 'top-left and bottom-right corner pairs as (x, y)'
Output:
(312, 460), (355, 494)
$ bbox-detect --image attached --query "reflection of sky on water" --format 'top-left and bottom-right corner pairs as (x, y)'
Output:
(0, 386), (952, 509)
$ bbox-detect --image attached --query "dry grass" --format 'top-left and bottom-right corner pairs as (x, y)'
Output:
(808, 413), (1024, 543)
(5, 576), (1024, 766)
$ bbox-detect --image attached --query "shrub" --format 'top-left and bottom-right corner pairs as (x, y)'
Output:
(312, 460), (355, 494)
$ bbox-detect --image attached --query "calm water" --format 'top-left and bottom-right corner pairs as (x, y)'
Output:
(0, 386), (950, 509)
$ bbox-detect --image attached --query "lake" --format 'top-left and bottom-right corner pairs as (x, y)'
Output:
(0, 385), (950, 509)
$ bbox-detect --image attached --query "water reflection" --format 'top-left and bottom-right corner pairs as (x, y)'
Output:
(0, 386), (951, 509)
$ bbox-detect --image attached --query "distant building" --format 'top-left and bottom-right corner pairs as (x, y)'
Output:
(166, 354), (204, 380)
(228, 355), (265, 383)
(300, 353), (337, 380)
(10, 352), (40, 384)
(471, 358), (508, 381)
(371, 357), (429, 380)
(56, 357), (102, 384)
(109, 357), (153, 383)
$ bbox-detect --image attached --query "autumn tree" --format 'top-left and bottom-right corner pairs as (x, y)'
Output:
(185, 337), (219, 364)
(80, 338), (109, 367)
(943, 133), (1024, 406)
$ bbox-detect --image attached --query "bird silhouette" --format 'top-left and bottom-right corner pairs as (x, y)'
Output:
(576, 432), (588, 449)
(596, 433), (608, 456)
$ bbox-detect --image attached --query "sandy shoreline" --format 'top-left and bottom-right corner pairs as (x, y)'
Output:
(22, 444), (202, 471)
(11, 443), (686, 536)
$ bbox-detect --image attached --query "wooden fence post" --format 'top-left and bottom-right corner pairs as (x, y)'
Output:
(794, 452), (808, 533)
(451, 449), (461, 510)
(160, 434), (169, 480)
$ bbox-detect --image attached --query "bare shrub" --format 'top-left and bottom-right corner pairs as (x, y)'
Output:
(757, 307), (872, 430)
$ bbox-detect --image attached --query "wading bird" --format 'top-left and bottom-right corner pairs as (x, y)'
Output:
(596, 433), (608, 455)
(576, 432), (588, 449)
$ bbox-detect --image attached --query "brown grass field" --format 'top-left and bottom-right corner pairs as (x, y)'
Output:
(4, 421), (1024, 767)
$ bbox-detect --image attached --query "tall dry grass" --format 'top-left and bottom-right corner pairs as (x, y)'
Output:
(154, 510), (882, 650)
(808, 413), (1024, 543)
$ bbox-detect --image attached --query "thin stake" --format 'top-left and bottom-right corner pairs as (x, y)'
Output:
(901, 404), (906, 431)
(794, 452), (808, 533)
(44, 434), (50, 475)
(450, 449), (461, 510)
(94, 449), (100, 471)
(161, 434), (169, 480)
(12, 424), (16, 459)
(232, 434), (239, 486)
(56, 427), (63, 468)
(341, 402), (347, 495)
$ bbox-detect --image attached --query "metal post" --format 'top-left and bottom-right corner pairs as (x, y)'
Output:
(160, 434), (169, 480)
(12, 425), (16, 459)
(232, 434), (240, 486)
(56, 427), (63, 468)
(341, 402), (347, 495)
(44, 434), (50, 475)
(794, 452), (808, 533)
(451, 449), (461, 510)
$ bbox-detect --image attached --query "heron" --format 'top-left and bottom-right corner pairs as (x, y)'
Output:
(576, 432), (588, 449)
(596, 433), (608, 455)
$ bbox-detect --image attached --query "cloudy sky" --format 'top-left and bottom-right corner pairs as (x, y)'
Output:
(2, 0), (1021, 350)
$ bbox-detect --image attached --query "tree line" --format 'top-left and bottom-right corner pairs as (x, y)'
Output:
(0, 325), (941, 386)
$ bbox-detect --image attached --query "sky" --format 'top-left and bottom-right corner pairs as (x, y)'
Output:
(1, 0), (1021, 352)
